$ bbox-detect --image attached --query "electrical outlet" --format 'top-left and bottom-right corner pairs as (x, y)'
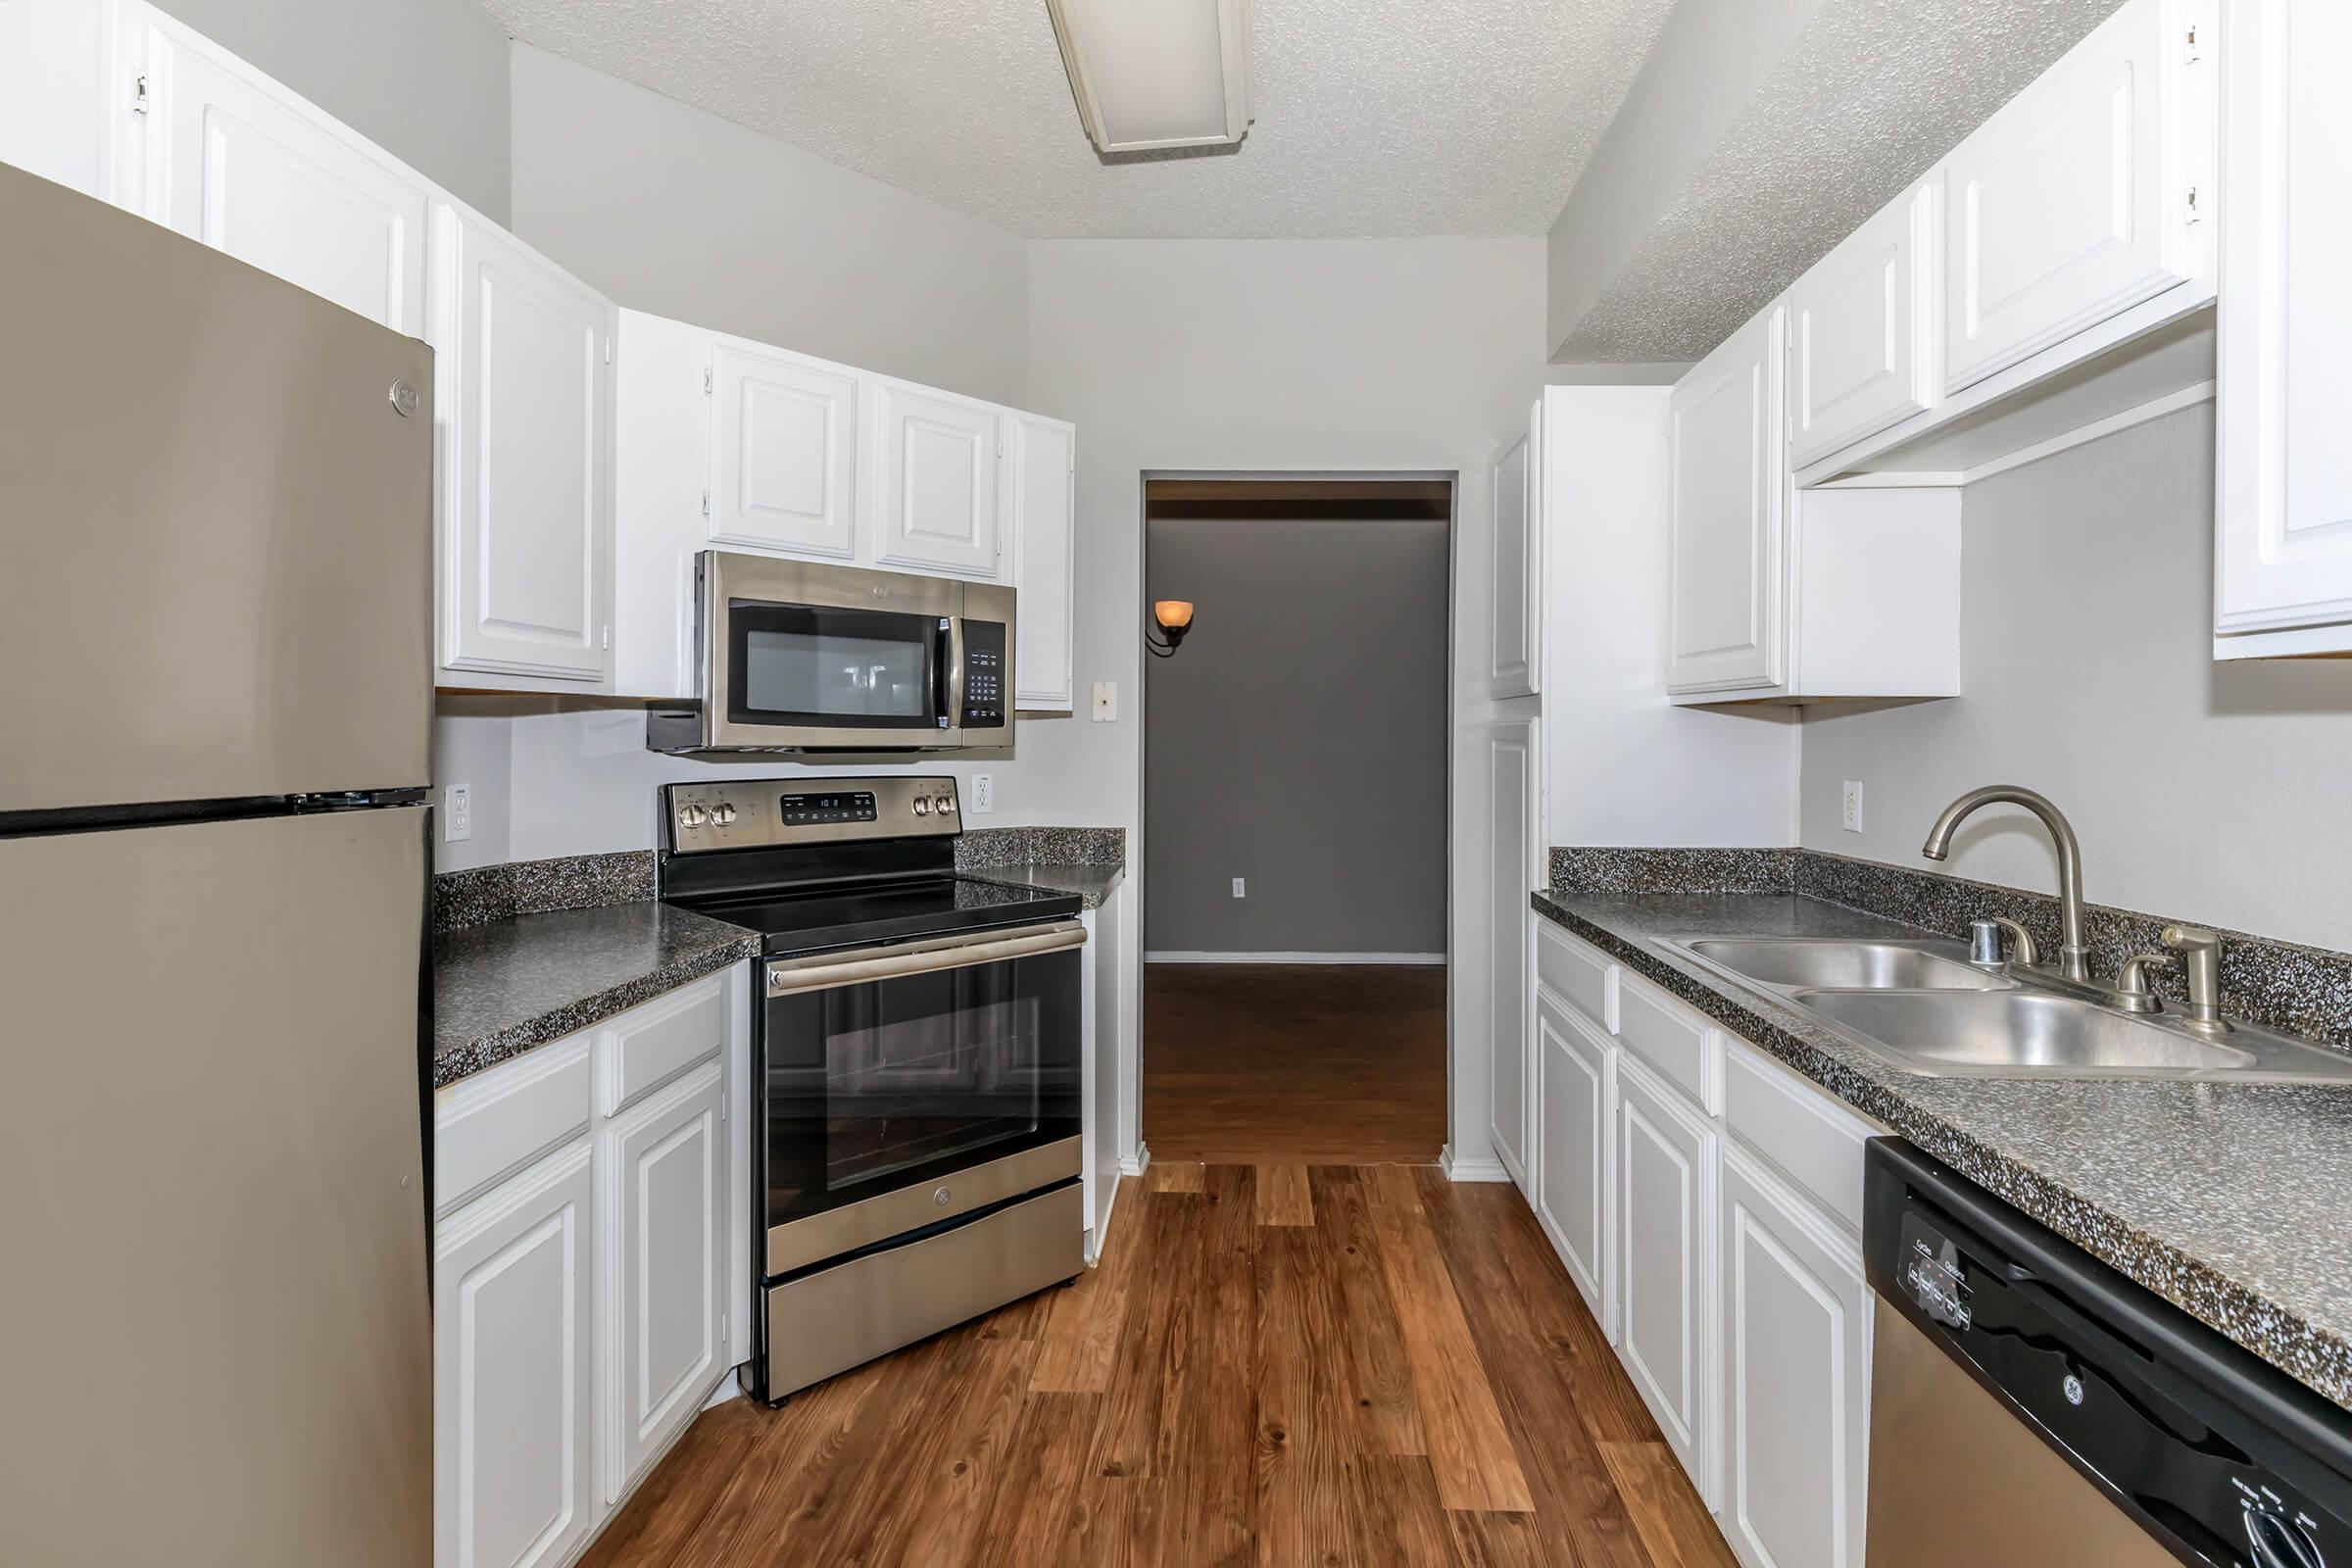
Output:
(443, 783), (471, 843)
(1092, 681), (1118, 722)
(1231, 877), (1247, 899)
(1841, 779), (1864, 834)
(970, 773), (994, 814)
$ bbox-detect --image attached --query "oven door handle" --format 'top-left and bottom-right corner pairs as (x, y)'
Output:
(766, 919), (1087, 996)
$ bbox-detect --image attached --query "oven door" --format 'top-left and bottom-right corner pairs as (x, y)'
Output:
(760, 920), (1085, 1279)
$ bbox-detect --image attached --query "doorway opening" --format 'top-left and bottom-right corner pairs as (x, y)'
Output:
(1138, 475), (1453, 1166)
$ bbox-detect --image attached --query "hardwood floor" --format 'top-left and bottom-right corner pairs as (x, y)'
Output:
(1143, 964), (1447, 1164)
(580, 1164), (1734, 1568)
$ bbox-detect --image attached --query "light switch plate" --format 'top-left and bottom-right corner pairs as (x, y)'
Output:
(1092, 681), (1118, 722)
(1841, 779), (1864, 834)
(1232, 877), (1247, 898)
(443, 783), (471, 842)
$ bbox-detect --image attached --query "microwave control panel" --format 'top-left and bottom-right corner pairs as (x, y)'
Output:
(960, 621), (1007, 729)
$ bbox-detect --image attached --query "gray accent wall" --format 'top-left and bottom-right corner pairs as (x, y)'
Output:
(1798, 405), (2352, 954)
(1144, 515), (1449, 956)
(153, 0), (511, 220)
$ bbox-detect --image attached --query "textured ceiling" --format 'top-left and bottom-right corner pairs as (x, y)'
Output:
(479, 0), (1678, 238)
(1559, 0), (2129, 362)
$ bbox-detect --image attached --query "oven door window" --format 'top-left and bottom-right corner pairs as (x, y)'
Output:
(726, 602), (943, 729)
(765, 946), (1081, 1232)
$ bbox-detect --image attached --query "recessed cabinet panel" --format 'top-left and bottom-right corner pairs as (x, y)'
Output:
(435, 1143), (596, 1568)
(1615, 1056), (1717, 1501)
(437, 201), (613, 683)
(1668, 307), (1786, 695)
(2216, 0), (2352, 654)
(874, 382), (1001, 576)
(1488, 718), (1536, 1190)
(1008, 412), (1077, 710)
(1790, 183), (1937, 467)
(132, 15), (428, 334)
(1942, 0), (2191, 393)
(1537, 993), (1612, 1334)
(1490, 412), (1537, 698)
(710, 343), (858, 558)
(1720, 1148), (1870, 1568)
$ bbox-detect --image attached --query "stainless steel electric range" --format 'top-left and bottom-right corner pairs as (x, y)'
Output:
(658, 776), (1086, 1403)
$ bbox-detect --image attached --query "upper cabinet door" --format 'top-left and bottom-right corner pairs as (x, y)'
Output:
(709, 340), (859, 559)
(1788, 181), (1939, 468)
(435, 200), (614, 684)
(871, 381), (1002, 577)
(1668, 306), (1787, 696)
(2215, 0), (2352, 656)
(1007, 412), (1077, 710)
(1941, 0), (2201, 394)
(1489, 407), (1538, 699)
(127, 11), (429, 334)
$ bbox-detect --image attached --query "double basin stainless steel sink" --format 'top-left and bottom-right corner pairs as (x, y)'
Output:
(1659, 937), (2352, 1083)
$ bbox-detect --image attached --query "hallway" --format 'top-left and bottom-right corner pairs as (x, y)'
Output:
(1142, 964), (1448, 1165)
(577, 1162), (1731, 1568)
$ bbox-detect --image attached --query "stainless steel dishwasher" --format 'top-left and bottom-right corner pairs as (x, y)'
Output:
(1863, 1139), (2352, 1567)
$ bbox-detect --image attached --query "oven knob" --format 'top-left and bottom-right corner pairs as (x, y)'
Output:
(911, 798), (930, 817)
(677, 803), (710, 829)
(711, 803), (738, 826)
(2245, 1508), (2324, 1568)
(935, 795), (956, 814)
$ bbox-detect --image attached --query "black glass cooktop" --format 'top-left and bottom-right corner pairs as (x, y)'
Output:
(665, 874), (1082, 957)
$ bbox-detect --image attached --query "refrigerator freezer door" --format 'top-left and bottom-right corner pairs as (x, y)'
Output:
(0, 808), (431, 1568)
(0, 162), (431, 814)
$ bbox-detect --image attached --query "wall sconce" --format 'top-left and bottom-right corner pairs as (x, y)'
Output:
(1147, 600), (1195, 659)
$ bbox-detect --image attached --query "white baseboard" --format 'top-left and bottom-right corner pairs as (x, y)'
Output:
(1116, 1143), (1152, 1179)
(1145, 951), (1446, 965)
(1440, 1144), (1513, 1183)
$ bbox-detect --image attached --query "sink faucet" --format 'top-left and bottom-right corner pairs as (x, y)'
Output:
(1921, 786), (2092, 983)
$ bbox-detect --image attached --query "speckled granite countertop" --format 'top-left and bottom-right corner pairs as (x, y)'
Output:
(432, 904), (758, 1090)
(1532, 888), (2352, 1412)
(960, 861), (1124, 908)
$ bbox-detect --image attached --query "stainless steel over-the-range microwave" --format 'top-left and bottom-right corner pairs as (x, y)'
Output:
(648, 553), (1015, 754)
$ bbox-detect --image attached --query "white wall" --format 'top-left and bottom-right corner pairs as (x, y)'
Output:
(507, 44), (1028, 408)
(1541, 387), (1799, 848)
(1800, 406), (2352, 953)
(1023, 236), (1555, 1171)
(431, 706), (515, 872)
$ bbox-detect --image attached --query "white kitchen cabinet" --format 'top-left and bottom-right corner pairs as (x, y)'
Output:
(1942, 0), (2210, 394)
(870, 379), (1003, 577)
(2214, 0), (2352, 659)
(1718, 1145), (1871, 1568)
(1789, 181), (1939, 468)
(122, 8), (430, 335)
(1489, 405), (1540, 699)
(1615, 1053), (1718, 1505)
(1668, 305), (1787, 697)
(709, 339), (861, 559)
(601, 1060), (726, 1502)
(1006, 411), (1078, 710)
(435, 1141), (598, 1568)
(1535, 988), (1613, 1336)
(1487, 717), (1537, 1191)
(434, 197), (616, 687)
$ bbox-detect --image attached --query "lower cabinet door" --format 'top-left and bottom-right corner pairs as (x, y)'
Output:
(1719, 1144), (1871, 1568)
(435, 1142), (599, 1568)
(1614, 1055), (1719, 1505)
(603, 1061), (727, 1501)
(1535, 989), (1613, 1335)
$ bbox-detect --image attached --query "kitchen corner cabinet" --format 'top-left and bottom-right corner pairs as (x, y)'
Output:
(433, 966), (748, 1568)
(1006, 411), (1078, 710)
(1489, 403), (1540, 699)
(2214, 0), (2352, 659)
(433, 198), (617, 688)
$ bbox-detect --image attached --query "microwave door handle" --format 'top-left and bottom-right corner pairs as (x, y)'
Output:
(940, 617), (965, 734)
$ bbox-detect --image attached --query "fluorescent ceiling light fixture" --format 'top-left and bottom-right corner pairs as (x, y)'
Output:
(1046, 0), (1253, 153)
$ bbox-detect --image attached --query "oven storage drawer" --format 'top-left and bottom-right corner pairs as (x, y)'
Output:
(763, 1181), (1083, 1397)
(766, 1133), (1080, 1276)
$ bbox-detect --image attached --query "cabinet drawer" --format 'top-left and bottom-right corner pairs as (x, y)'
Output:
(1724, 1042), (1879, 1234)
(1616, 973), (1720, 1114)
(603, 971), (728, 1116)
(1536, 921), (1616, 1031)
(434, 1034), (594, 1218)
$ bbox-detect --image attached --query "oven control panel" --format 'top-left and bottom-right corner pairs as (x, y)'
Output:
(665, 776), (959, 852)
